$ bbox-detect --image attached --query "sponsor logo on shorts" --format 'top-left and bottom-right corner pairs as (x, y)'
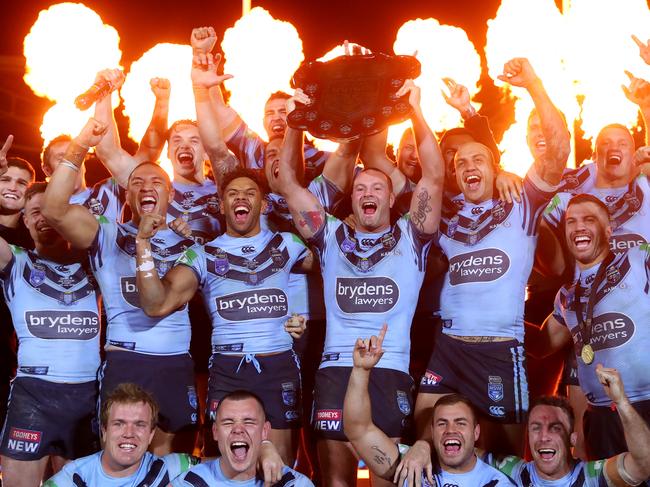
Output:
(396, 390), (411, 415)
(25, 310), (99, 340)
(216, 289), (288, 321)
(488, 376), (504, 402)
(314, 409), (342, 431)
(19, 366), (48, 375)
(609, 233), (645, 254)
(7, 428), (41, 454)
(421, 370), (443, 386)
(335, 277), (399, 313)
(448, 249), (510, 285)
(285, 410), (299, 421)
(281, 382), (297, 407)
(571, 312), (635, 352)
(321, 353), (340, 363)
(120, 277), (140, 308)
(213, 343), (244, 353)
(488, 405), (506, 418)
(208, 399), (219, 421)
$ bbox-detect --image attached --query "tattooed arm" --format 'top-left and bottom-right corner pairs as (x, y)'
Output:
(400, 80), (444, 235)
(343, 325), (401, 480)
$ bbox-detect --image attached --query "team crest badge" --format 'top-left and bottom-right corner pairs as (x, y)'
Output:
(206, 196), (220, 215)
(357, 258), (371, 272)
(606, 265), (621, 285)
(447, 215), (459, 238)
(214, 250), (229, 275)
(29, 268), (45, 286)
(247, 272), (258, 285)
(491, 202), (506, 222)
(396, 390), (411, 415)
(488, 376), (504, 402)
(563, 175), (579, 189)
(624, 193), (640, 211)
(281, 382), (297, 407)
(468, 232), (478, 246)
(271, 248), (285, 267)
(381, 232), (396, 250)
(341, 237), (356, 253)
(156, 261), (169, 276)
(59, 291), (75, 306)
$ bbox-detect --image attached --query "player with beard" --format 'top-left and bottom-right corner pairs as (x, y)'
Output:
(530, 194), (650, 463)
(279, 78), (443, 486)
(411, 58), (570, 460)
(135, 167), (315, 466)
(190, 26), (330, 182)
(0, 182), (100, 487)
(42, 119), (198, 456)
(484, 366), (650, 486)
(344, 326), (515, 487)
(172, 390), (312, 486)
(44, 384), (199, 487)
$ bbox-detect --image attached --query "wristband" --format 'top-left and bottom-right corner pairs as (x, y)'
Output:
(60, 160), (80, 172)
(64, 141), (89, 167)
(461, 105), (477, 121)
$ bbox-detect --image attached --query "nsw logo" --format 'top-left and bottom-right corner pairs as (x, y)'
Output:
(314, 409), (342, 431)
(571, 312), (635, 352)
(216, 289), (288, 321)
(25, 310), (99, 340)
(335, 277), (399, 313)
(448, 248), (510, 285)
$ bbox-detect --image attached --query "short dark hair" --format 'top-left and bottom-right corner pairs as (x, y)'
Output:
(127, 161), (171, 188)
(214, 390), (267, 422)
(166, 119), (199, 142)
(439, 127), (474, 149)
(266, 91), (291, 104)
(595, 123), (632, 149)
(41, 134), (72, 169)
(219, 166), (266, 194)
(566, 193), (610, 220)
(432, 393), (479, 425)
(353, 167), (394, 195)
(24, 181), (47, 203)
(7, 157), (36, 182)
(100, 383), (159, 431)
(528, 395), (574, 433)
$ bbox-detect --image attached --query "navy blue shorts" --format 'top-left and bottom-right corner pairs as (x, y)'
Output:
(99, 351), (197, 433)
(207, 350), (301, 430)
(312, 366), (414, 441)
(419, 332), (528, 424)
(0, 377), (98, 460)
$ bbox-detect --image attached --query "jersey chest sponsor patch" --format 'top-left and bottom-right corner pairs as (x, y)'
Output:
(571, 312), (635, 352)
(609, 233), (645, 254)
(215, 288), (288, 321)
(24, 310), (99, 339)
(447, 248), (510, 285)
(335, 277), (399, 313)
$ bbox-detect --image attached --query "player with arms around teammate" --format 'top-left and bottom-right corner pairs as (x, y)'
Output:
(279, 78), (444, 486)
(42, 119), (198, 455)
(0, 182), (100, 487)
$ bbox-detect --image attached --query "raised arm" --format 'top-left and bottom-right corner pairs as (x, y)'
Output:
(597, 365), (650, 485)
(135, 214), (199, 317)
(343, 325), (400, 480)
(360, 128), (407, 195)
(622, 71), (650, 146)
(191, 51), (239, 187)
(278, 97), (326, 241)
(526, 313), (572, 359)
(92, 69), (138, 187)
(0, 137), (16, 268)
(42, 119), (104, 249)
(399, 80), (444, 235)
(134, 77), (171, 164)
(499, 58), (570, 185)
(321, 138), (361, 194)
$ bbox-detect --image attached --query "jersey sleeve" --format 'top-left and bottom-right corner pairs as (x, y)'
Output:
(308, 175), (344, 214)
(401, 216), (434, 272)
(307, 214), (340, 256)
(552, 287), (568, 326)
(174, 243), (207, 287)
(484, 453), (526, 482)
(303, 141), (329, 179)
(42, 467), (76, 487)
(88, 216), (116, 271)
(225, 121), (265, 170)
(284, 232), (310, 269)
(85, 177), (126, 221)
(163, 453), (201, 481)
(521, 165), (560, 236)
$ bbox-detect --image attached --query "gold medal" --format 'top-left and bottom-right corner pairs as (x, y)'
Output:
(581, 344), (595, 365)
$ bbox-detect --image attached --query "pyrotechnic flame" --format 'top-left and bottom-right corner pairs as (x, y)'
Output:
(564, 0), (650, 142)
(486, 0), (578, 175)
(221, 7), (304, 141)
(121, 43), (195, 176)
(23, 2), (122, 146)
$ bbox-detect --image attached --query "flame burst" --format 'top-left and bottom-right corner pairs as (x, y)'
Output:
(564, 0), (650, 141)
(221, 7), (304, 141)
(121, 43), (195, 175)
(486, 0), (578, 175)
(23, 2), (122, 145)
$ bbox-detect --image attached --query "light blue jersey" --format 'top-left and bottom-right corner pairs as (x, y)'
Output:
(168, 180), (222, 244)
(262, 175), (342, 319)
(437, 168), (556, 341)
(44, 451), (197, 487)
(310, 215), (432, 373)
(88, 217), (194, 355)
(0, 246), (100, 383)
(177, 229), (309, 354)
(553, 246), (650, 406)
(172, 457), (313, 487)
(418, 457), (515, 487)
(70, 177), (126, 222)
(488, 454), (608, 486)
(545, 173), (650, 255)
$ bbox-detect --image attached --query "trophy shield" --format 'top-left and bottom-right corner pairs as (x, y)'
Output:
(287, 53), (421, 141)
